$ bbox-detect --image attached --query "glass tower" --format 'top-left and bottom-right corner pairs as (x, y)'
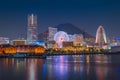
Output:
(27, 14), (38, 44)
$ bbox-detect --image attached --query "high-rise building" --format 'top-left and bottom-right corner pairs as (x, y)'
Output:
(95, 25), (107, 46)
(27, 14), (38, 44)
(48, 27), (57, 41)
(0, 37), (9, 44)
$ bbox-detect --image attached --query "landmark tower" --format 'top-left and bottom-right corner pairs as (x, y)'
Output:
(27, 14), (38, 44)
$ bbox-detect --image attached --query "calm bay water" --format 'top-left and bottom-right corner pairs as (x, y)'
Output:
(0, 55), (120, 80)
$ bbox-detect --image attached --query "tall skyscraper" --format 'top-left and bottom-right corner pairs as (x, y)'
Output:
(48, 27), (57, 41)
(27, 14), (38, 44)
(95, 25), (107, 47)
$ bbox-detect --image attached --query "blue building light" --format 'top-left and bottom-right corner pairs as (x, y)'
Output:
(33, 41), (45, 46)
(116, 38), (120, 41)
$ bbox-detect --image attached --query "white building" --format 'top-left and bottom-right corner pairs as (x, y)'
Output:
(48, 27), (57, 41)
(95, 25), (107, 44)
(0, 37), (9, 44)
(95, 25), (107, 48)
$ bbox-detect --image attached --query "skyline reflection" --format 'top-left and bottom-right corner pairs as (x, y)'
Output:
(0, 55), (120, 80)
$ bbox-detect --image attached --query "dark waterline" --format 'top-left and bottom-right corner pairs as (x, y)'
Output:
(0, 55), (120, 80)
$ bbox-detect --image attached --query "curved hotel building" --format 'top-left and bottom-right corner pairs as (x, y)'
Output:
(95, 25), (107, 47)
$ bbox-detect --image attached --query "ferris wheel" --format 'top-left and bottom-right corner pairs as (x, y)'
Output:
(54, 31), (69, 48)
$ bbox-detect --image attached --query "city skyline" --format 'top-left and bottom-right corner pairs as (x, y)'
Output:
(0, 0), (120, 39)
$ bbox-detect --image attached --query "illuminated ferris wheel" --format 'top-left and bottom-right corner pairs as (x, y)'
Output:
(54, 31), (69, 48)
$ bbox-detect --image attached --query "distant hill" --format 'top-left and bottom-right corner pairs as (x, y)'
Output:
(38, 23), (94, 40)
(55, 23), (83, 34)
(55, 23), (94, 38)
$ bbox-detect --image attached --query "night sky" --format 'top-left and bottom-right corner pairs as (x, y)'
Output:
(0, 0), (120, 40)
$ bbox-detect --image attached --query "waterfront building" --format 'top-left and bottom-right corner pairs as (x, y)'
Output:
(48, 27), (57, 41)
(63, 41), (73, 48)
(12, 39), (26, 45)
(47, 41), (56, 49)
(73, 42), (83, 47)
(35, 46), (45, 54)
(27, 14), (38, 44)
(0, 44), (16, 54)
(16, 45), (45, 54)
(95, 25), (107, 47)
(111, 46), (120, 52)
(85, 38), (95, 44)
(0, 37), (9, 44)
(72, 34), (83, 42)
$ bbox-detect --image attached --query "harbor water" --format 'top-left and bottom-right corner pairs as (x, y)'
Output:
(0, 54), (120, 80)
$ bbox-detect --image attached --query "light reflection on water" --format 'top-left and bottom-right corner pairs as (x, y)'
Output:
(0, 55), (120, 80)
